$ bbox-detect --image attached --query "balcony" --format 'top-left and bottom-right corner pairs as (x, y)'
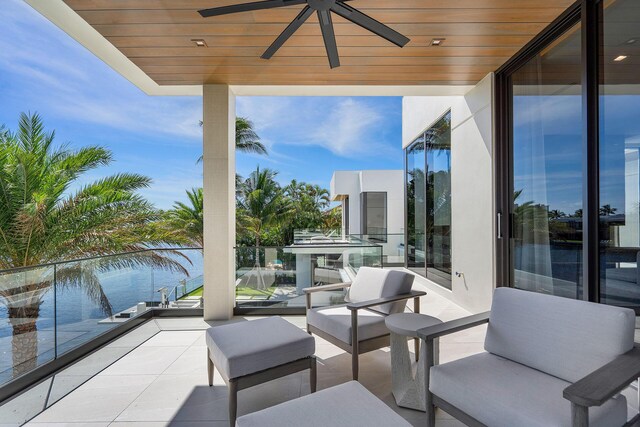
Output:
(1, 288), (484, 426)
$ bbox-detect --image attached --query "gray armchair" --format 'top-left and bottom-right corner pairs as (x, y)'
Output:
(418, 287), (638, 427)
(304, 267), (425, 380)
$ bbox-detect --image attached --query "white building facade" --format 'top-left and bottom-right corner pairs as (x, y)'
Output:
(330, 170), (405, 266)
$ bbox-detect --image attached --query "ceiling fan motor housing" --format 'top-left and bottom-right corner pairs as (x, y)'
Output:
(307, 0), (336, 11)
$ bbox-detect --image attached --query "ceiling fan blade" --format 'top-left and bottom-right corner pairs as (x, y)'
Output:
(331, 1), (410, 47)
(317, 10), (340, 69)
(262, 6), (314, 59)
(199, 0), (306, 18)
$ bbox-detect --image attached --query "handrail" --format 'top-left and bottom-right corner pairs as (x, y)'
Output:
(0, 247), (203, 275)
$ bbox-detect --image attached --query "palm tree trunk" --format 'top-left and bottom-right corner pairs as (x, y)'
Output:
(8, 304), (41, 378)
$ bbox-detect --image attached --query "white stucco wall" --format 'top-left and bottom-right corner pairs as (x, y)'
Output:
(403, 73), (495, 313)
(330, 170), (404, 236)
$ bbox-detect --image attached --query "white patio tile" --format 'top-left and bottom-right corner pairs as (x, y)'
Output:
(109, 422), (228, 427)
(0, 378), (51, 426)
(99, 346), (186, 376)
(115, 374), (229, 422)
(28, 375), (156, 423)
(164, 346), (208, 376)
(141, 331), (202, 348)
(27, 423), (110, 427)
(106, 321), (161, 348)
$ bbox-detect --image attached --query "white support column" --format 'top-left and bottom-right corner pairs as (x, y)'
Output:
(203, 85), (236, 320)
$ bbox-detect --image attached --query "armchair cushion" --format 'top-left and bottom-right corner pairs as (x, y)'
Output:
(346, 267), (414, 315)
(485, 288), (635, 383)
(430, 352), (627, 427)
(307, 305), (387, 345)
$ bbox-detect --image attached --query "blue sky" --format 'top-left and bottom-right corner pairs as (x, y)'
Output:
(0, 0), (403, 210)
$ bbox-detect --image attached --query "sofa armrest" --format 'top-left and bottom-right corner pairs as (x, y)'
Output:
(346, 290), (426, 311)
(303, 283), (351, 294)
(304, 283), (351, 310)
(563, 345), (640, 408)
(417, 311), (490, 341)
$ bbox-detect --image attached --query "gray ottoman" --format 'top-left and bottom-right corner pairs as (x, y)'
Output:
(206, 317), (316, 426)
(235, 381), (411, 427)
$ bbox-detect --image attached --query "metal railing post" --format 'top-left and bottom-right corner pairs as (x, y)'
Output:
(53, 263), (58, 359)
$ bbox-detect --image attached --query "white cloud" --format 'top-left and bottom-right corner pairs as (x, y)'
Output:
(0, 0), (202, 143)
(236, 96), (398, 158)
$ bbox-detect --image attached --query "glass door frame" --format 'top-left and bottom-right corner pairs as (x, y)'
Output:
(404, 110), (452, 289)
(495, 0), (615, 308)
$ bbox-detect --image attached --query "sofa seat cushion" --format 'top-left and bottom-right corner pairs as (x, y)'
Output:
(206, 317), (315, 380)
(235, 381), (411, 427)
(307, 305), (388, 345)
(430, 352), (627, 427)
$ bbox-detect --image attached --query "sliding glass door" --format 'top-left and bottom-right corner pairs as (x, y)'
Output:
(510, 22), (583, 298)
(405, 112), (452, 288)
(497, 0), (640, 311)
(599, 0), (640, 307)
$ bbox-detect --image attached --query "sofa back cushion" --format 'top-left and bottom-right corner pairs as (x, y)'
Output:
(485, 287), (635, 383)
(347, 267), (414, 315)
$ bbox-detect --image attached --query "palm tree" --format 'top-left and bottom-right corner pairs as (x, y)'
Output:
(322, 206), (342, 231)
(236, 167), (294, 289)
(166, 188), (203, 247)
(198, 117), (267, 162)
(235, 117), (267, 155)
(0, 113), (188, 377)
(237, 167), (293, 250)
(600, 204), (618, 216)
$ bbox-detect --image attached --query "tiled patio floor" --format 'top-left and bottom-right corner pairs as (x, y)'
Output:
(13, 284), (638, 427)
(17, 289), (479, 427)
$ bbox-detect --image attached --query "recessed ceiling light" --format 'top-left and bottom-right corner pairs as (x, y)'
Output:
(191, 39), (207, 47)
(430, 38), (446, 46)
(614, 55), (628, 62)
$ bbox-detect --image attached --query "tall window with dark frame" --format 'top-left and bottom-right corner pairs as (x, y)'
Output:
(405, 111), (452, 289)
(598, 0), (640, 307)
(497, 0), (640, 311)
(510, 21), (584, 299)
(361, 192), (387, 242)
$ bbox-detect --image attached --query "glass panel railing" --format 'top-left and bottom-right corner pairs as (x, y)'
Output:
(0, 265), (55, 384)
(235, 243), (383, 310)
(352, 233), (405, 267)
(0, 248), (202, 388)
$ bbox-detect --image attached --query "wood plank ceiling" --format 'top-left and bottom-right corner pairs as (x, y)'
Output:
(63, 0), (575, 86)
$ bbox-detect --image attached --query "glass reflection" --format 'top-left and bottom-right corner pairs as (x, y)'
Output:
(511, 22), (583, 298)
(599, 0), (640, 307)
(406, 135), (426, 274)
(426, 112), (452, 287)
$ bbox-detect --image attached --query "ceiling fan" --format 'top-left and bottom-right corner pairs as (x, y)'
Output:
(198, 0), (410, 69)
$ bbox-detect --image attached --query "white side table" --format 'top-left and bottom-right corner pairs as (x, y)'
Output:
(385, 313), (442, 411)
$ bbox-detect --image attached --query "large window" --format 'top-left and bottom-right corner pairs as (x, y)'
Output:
(361, 192), (387, 242)
(599, 0), (640, 306)
(405, 111), (452, 288)
(498, 0), (640, 311)
(406, 135), (426, 275)
(510, 22), (583, 299)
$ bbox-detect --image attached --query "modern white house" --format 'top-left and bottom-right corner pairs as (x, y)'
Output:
(330, 170), (404, 265)
(401, 75), (494, 313)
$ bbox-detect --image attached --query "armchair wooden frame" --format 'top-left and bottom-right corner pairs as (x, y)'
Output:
(417, 312), (640, 427)
(304, 282), (426, 380)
